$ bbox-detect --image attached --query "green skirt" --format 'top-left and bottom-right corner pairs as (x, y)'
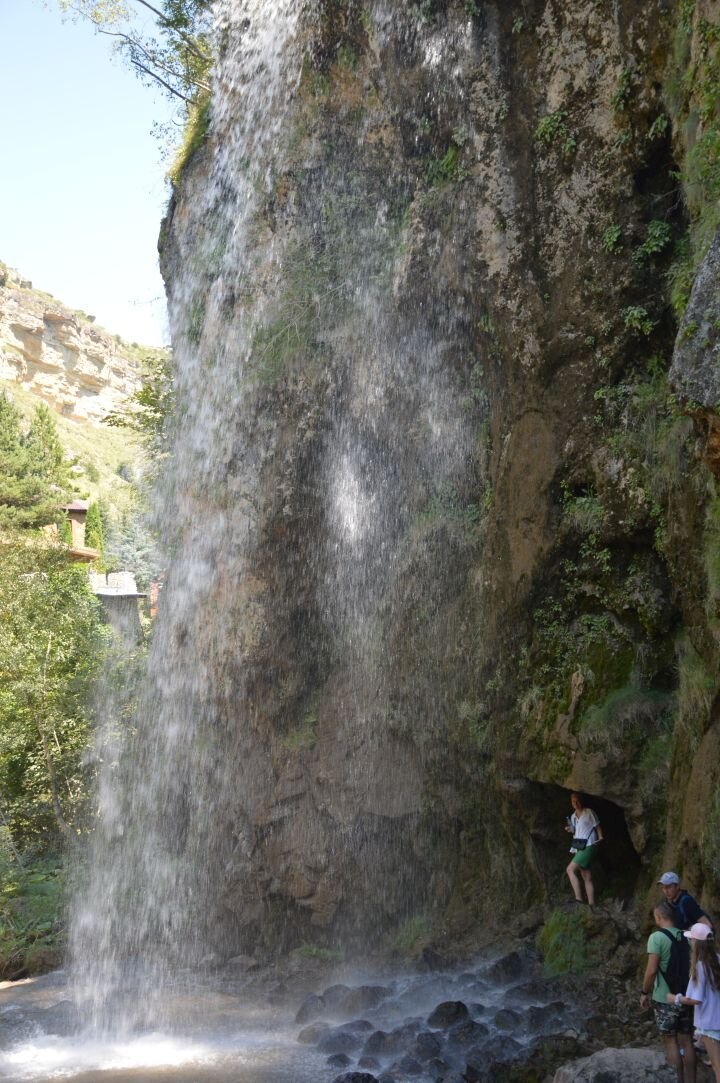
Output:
(571, 844), (596, 869)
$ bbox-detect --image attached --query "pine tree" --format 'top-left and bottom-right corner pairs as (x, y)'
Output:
(84, 502), (104, 558)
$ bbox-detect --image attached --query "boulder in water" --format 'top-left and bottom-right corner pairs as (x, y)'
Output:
(526, 1000), (566, 1031)
(331, 1074), (380, 1083)
(414, 1030), (442, 1060)
(295, 992), (325, 1023)
(427, 1057), (451, 1076)
(493, 1007), (521, 1030)
(322, 983), (352, 1010)
(446, 1019), (489, 1046)
(37, 1000), (80, 1036)
(504, 976), (555, 1003)
(394, 1054), (423, 1075)
(358, 1056), (381, 1070)
(362, 1027), (415, 1057)
(318, 1026), (363, 1054)
(297, 1020), (331, 1043)
(346, 1018), (374, 1032)
(484, 950), (525, 983)
(340, 985), (393, 1013)
(328, 1053), (352, 1068)
(427, 1000), (469, 1027)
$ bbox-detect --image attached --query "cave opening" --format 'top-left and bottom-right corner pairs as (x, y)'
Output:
(525, 781), (642, 904)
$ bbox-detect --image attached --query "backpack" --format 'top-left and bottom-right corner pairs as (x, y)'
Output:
(658, 928), (690, 995)
(675, 889), (713, 932)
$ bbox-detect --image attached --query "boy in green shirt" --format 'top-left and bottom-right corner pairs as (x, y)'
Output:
(639, 901), (695, 1082)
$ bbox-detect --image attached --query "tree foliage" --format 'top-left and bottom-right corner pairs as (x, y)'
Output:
(58, 0), (212, 105)
(0, 394), (76, 531)
(105, 346), (173, 454)
(0, 545), (108, 850)
(84, 501), (105, 557)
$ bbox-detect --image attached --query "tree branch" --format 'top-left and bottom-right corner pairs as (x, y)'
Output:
(96, 26), (210, 93)
(131, 0), (211, 64)
(131, 57), (197, 104)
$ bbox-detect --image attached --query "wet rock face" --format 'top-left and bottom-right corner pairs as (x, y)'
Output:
(160, 0), (711, 946)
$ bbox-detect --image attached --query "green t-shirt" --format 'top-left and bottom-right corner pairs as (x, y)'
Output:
(647, 927), (682, 1003)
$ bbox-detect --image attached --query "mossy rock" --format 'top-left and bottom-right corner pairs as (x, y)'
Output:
(537, 906), (618, 978)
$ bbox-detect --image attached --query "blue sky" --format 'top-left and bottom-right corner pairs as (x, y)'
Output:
(0, 1), (176, 345)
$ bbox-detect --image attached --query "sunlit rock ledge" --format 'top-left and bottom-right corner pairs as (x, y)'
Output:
(0, 261), (143, 423)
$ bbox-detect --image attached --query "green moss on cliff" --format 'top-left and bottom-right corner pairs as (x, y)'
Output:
(537, 907), (603, 977)
(168, 92), (211, 188)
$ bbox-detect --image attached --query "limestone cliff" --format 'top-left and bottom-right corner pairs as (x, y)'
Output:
(156, 0), (720, 953)
(0, 263), (142, 424)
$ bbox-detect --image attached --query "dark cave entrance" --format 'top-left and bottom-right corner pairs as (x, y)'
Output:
(524, 781), (642, 904)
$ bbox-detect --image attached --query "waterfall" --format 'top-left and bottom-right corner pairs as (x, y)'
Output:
(70, 0), (485, 1035)
(69, 0), (307, 1033)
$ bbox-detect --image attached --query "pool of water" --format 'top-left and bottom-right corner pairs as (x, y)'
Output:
(0, 974), (335, 1083)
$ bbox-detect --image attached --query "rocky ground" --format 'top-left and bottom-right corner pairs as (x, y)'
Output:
(213, 901), (713, 1083)
(1, 904), (714, 1082)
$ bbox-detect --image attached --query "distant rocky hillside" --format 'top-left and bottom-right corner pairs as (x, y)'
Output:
(0, 262), (143, 423)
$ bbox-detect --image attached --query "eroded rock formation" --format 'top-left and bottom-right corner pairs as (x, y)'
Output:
(0, 263), (141, 422)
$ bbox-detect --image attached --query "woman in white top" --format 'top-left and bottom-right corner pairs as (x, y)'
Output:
(671, 923), (720, 1081)
(565, 791), (603, 905)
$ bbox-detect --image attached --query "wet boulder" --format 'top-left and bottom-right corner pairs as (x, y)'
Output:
(427, 1057), (451, 1077)
(318, 1026), (364, 1054)
(295, 992), (325, 1023)
(419, 947), (452, 970)
(413, 1030), (442, 1060)
(341, 985), (393, 1014)
(331, 1074), (380, 1083)
(322, 983), (352, 1010)
(328, 1053), (352, 1068)
(393, 1054), (422, 1075)
(358, 1056), (381, 1070)
(37, 1000), (80, 1035)
(427, 1000), (469, 1027)
(504, 976), (556, 1004)
(347, 1019), (374, 1033)
(362, 1025), (416, 1057)
(474, 1031), (519, 1065)
(484, 950), (525, 983)
(446, 1019), (489, 1047)
(297, 1020), (331, 1044)
(526, 1000), (566, 1031)
(493, 1007), (521, 1030)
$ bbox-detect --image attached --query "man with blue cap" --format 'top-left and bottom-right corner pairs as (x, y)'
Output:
(658, 872), (712, 932)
